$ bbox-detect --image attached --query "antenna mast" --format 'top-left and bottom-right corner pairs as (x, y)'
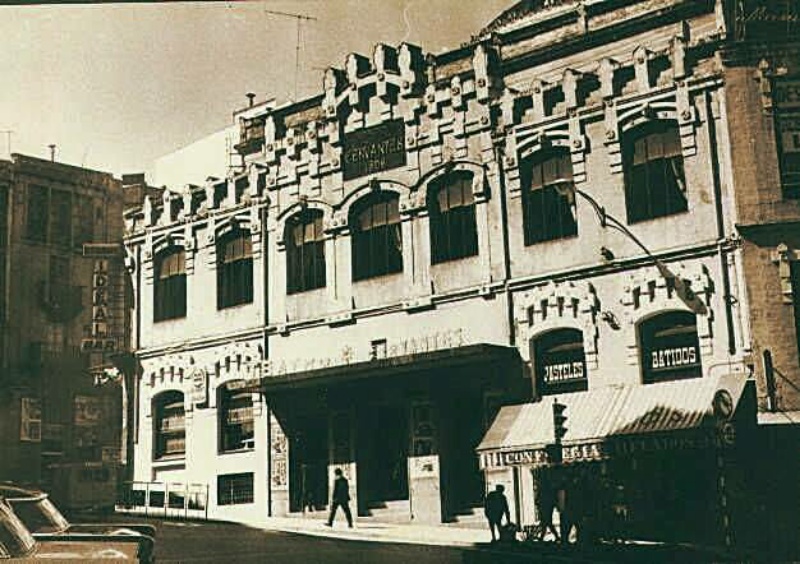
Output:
(264, 8), (317, 100)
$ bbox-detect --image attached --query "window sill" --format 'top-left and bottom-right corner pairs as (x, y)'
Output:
(152, 456), (186, 469)
(218, 446), (255, 456)
(153, 315), (187, 324)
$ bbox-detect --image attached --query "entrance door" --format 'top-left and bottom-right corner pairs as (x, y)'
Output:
(289, 420), (329, 513)
(358, 405), (409, 504)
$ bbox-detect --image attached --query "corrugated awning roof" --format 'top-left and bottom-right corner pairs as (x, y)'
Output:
(477, 374), (752, 460)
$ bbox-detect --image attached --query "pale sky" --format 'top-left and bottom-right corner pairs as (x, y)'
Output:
(0, 1), (510, 181)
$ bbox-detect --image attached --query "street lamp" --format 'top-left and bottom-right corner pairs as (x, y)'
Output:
(554, 181), (707, 315)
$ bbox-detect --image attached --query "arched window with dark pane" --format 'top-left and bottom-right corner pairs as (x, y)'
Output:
(531, 329), (588, 396)
(153, 390), (185, 460)
(351, 192), (403, 281)
(219, 382), (254, 453)
(623, 120), (688, 224)
(217, 228), (253, 309)
(429, 171), (479, 264)
(154, 247), (187, 322)
(521, 149), (578, 245)
(640, 311), (702, 384)
(285, 210), (326, 294)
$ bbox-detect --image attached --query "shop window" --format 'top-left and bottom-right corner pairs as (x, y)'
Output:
(217, 228), (253, 309)
(351, 193), (402, 281)
(219, 383), (254, 453)
(623, 121), (688, 224)
(153, 391), (185, 459)
(532, 329), (588, 396)
(429, 171), (478, 264)
(521, 149), (578, 245)
(153, 247), (186, 322)
(217, 472), (254, 505)
(285, 210), (326, 294)
(26, 185), (48, 243)
(639, 311), (702, 384)
(792, 261), (800, 358)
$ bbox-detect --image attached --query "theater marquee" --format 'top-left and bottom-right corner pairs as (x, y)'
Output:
(342, 119), (406, 180)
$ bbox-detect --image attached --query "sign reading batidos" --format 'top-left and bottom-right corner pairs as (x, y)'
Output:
(342, 120), (406, 180)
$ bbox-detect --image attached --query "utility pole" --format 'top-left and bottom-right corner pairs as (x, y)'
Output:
(264, 8), (317, 100)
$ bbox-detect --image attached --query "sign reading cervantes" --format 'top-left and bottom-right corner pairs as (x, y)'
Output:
(342, 119), (406, 180)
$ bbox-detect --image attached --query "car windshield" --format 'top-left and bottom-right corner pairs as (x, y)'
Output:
(0, 502), (37, 556)
(10, 497), (70, 533)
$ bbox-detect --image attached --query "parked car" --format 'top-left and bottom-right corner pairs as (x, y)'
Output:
(0, 484), (156, 538)
(0, 500), (154, 562)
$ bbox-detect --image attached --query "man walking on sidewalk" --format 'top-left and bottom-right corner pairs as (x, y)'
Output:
(326, 468), (353, 528)
(484, 484), (511, 542)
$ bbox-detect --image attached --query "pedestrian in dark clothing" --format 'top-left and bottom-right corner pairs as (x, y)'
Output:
(484, 484), (511, 542)
(326, 468), (353, 528)
(535, 486), (560, 542)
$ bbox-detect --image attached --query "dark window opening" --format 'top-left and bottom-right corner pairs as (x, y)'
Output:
(351, 193), (403, 281)
(640, 311), (702, 384)
(532, 328), (588, 396)
(623, 121), (688, 224)
(219, 384), (254, 453)
(286, 210), (326, 294)
(217, 229), (253, 309)
(154, 391), (185, 459)
(429, 171), (479, 264)
(26, 185), (49, 243)
(154, 248), (187, 322)
(217, 472), (254, 505)
(521, 149), (578, 245)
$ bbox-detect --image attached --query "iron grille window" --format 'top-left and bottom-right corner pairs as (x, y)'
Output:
(532, 328), (588, 396)
(219, 384), (254, 453)
(351, 193), (403, 281)
(154, 248), (187, 322)
(286, 211), (326, 294)
(26, 185), (48, 243)
(521, 150), (578, 245)
(217, 472), (254, 505)
(623, 121), (688, 224)
(777, 121), (800, 199)
(217, 230), (253, 309)
(640, 311), (702, 384)
(429, 172), (479, 264)
(153, 391), (185, 459)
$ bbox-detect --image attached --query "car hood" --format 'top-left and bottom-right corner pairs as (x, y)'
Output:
(32, 539), (140, 559)
(66, 523), (157, 538)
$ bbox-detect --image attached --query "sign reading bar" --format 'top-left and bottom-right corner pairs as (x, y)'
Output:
(342, 120), (406, 180)
(81, 259), (116, 353)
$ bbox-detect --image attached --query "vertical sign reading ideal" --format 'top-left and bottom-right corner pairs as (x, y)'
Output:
(81, 259), (116, 352)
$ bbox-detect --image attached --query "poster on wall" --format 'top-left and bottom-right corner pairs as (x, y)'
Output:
(74, 395), (104, 426)
(20, 397), (42, 442)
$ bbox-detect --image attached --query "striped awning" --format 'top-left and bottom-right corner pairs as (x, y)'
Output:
(477, 373), (752, 468)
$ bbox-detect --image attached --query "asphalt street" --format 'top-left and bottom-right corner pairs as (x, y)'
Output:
(144, 519), (467, 564)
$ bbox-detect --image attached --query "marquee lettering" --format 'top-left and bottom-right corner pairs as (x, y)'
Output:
(650, 346), (698, 370)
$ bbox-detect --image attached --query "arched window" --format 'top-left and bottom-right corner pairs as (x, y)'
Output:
(218, 382), (254, 453)
(640, 311), (702, 384)
(154, 247), (186, 322)
(217, 228), (253, 309)
(521, 148), (578, 245)
(623, 120), (687, 223)
(531, 329), (588, 396)
(153, 390), (185, 459)
(429, 171), (479, 264)
(285, 210), (326, 294)
(351, 192), (403, 281)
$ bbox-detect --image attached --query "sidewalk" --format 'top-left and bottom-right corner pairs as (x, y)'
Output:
(260, 515), (492, 548)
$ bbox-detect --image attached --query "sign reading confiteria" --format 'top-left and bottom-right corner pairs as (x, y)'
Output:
(342, 119), (406, 180)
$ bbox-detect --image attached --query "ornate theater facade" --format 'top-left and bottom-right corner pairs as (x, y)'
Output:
(121, 0), (799, 552)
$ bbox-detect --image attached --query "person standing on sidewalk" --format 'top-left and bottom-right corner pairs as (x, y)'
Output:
(535, 485), (560, 542)
(326, 468), (353, 528)
(484, 484), (511, 542)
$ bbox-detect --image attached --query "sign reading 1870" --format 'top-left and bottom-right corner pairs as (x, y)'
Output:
(342, 120), (406, 180)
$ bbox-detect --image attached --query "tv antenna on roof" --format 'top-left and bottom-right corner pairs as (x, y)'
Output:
(265, 8), (318, 101)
